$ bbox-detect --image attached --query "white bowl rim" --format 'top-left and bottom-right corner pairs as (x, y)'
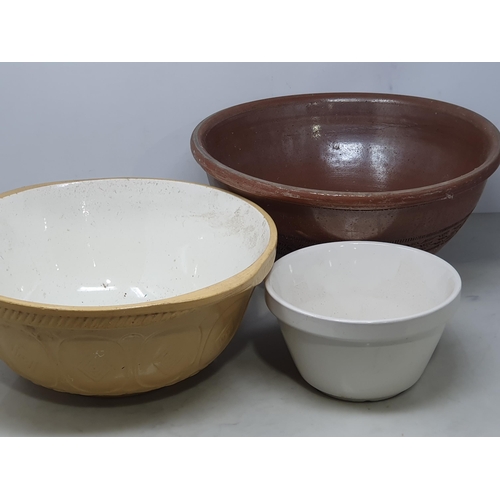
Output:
(0, 177), (278, 315)
(265, 240), (462, 326)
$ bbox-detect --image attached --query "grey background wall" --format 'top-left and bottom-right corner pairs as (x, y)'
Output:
(0, 62), (499, 211)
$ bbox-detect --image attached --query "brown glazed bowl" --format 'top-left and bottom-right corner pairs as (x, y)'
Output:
(191, 93), (500, 256)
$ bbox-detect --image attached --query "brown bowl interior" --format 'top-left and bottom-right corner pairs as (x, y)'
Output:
(202, 96), (494, 193)
(192, 94), (500, 256)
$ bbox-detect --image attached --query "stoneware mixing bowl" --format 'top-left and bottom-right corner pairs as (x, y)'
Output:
(265, 241), (461, 401)
(0, 178), (277, 396)
(191, 93), (500, 256)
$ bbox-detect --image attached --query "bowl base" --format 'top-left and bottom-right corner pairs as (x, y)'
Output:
(312, 381), (416, 403)
(324, 389), (407, 403)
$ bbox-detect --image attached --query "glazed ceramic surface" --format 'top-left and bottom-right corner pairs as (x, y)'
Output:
(0, 178), (277, 395)
(191, 93), (500, 256)
(265, 241), (461, 401)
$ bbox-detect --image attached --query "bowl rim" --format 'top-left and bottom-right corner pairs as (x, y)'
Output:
(0, 177), (278, 316)
(191, 92), (500, 209)
(265, 240), (462, 326)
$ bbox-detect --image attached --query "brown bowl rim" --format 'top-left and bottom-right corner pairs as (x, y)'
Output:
(191, 92), (500, 210)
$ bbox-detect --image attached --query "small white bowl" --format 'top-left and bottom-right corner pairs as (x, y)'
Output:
(265, 241), (461, 401)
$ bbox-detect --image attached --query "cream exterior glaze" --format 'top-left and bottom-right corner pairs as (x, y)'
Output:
(0, 178), (277, 396)
(265, 241), (461, 401)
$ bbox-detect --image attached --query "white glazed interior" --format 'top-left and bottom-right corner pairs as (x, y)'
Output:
(0, 179), (271, 307)
(267, 241), (461, 323)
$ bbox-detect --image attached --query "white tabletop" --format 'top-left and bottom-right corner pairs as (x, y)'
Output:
(1, 213), (499, 436)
